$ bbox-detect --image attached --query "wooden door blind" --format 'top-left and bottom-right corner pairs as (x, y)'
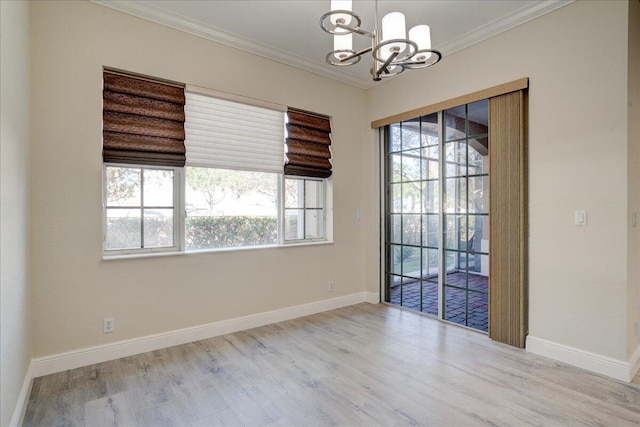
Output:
(285, 108), (332, 178)
(489, 89), (528, 348)
(102, 71), (186, 167)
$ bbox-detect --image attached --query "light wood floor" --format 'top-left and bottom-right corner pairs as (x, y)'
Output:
(23, 303), (640, 426)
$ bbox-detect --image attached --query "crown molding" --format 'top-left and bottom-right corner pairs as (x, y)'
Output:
(90, 0), (574, 90)
(438, 0), (575, 57)
(90, 0), (372, 88)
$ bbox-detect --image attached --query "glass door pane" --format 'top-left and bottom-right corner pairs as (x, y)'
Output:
(442, 100), (489, 332)
(385, 114), (439, 316)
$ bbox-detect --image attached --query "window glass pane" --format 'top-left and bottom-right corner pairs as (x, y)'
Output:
(285, 178), (303, 208)
(422, 181), (439, 213)
(467, 99), (488, 137)
(422, 248), (439, 275)
(285, 210), (304, 240)
(420, 113), (438, 147)
(444, 178), (466, 213)
(401, 214), (420, 246)
(389, 123), (401, 152)
(445, 250), (456, 272)
(445, 253), (467, 283)
(401, 119), (421, 150)
(467, 291), (488, 332)
(304, 210), (323, 239)
(389, 153), (402, 183)
(445, 141), (467, 177)
(467, 215), (488, 253)
(143, 169), (173, 207)
(389, 184), (401, 213)
(421, 146), (439, 180)
(468, 176), (488, 214)
(445, 105), (466, 141)
(444, 286), (466, 326)
(402, 149), (421, 182)
(401, 246), (421, 278)
(185, 168), (277, 249)
(106, 167), (140, 207)
(445, 214), (467, 250)
(468, 138), (488, 174)
(106, 208), (141, 250)
(390, 244), (402, 275)
(304, 180), (322, 208)
(389, 214), (401, 244)
(144, 209), (174, 248)
(401, 183), (421, 213)
(422, 214), (438, 248)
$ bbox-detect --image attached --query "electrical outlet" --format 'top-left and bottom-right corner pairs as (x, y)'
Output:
(103, 318), (114, 334)
(328, 281), (334, 292)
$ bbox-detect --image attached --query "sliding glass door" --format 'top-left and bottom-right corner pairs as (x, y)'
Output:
(385, 113), (440, 316)
(384, 100), (490, 333)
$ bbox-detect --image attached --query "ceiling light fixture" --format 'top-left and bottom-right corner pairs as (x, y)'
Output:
(320, 0), (442, 81)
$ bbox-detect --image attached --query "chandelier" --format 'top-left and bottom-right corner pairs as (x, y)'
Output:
(320, 0), (442, 81)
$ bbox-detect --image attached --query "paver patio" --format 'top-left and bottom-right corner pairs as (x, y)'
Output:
(388, 271), (488, 332)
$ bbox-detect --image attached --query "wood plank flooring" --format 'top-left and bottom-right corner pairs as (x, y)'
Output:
(23, 303), (640, 426)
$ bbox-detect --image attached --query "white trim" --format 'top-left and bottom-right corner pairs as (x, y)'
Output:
(89, 0), (573, 89)
(526, 335), (636, 383)
(9, 362), (33, 427)
(630, 345), (640, 380)
(89, 0), (367, 88)
(31, 293), (370, 378)
(437, 1), (574, 59)
(365, 292), (380, 304)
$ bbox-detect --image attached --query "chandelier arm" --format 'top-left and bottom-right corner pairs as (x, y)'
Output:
(376, 51), (399, 76)
(339, 46), (373, 63)
(394, 49), (442, 68)
(335, 22), (374, 38)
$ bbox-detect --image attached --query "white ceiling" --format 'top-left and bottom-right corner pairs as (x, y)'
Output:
(92, 0), (572, 89)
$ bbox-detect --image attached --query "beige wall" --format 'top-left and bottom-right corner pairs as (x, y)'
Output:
(30, 1), (368, 357)
(1, 1), (32, 425)
(367, 0), (631, 361)
(628, 0), (640, 359)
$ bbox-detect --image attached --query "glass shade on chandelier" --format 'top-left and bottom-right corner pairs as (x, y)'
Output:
(320, 0), (442, 81)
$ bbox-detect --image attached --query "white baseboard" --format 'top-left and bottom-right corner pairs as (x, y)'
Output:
(365, 291), (380, 304)
(10, 362), (33, 427)
(630, 345), (640, 380)
(31, 292), (370, 378)
(526, 335), (636, 383)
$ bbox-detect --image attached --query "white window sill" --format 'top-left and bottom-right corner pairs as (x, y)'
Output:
(102, 240), (334, 261)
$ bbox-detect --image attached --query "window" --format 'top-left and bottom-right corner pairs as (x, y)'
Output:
(284, 177), (325, 241)
(104, 165), (178, 252)
(102, 70), (332, 256)
(185, 168), (278, 249)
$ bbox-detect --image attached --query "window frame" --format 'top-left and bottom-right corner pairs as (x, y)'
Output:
(282, 175), (327, 244)
(102, 163), (183, 256)
(103, 165), (330, 258)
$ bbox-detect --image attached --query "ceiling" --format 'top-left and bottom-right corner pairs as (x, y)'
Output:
(92, 0), (572, 89)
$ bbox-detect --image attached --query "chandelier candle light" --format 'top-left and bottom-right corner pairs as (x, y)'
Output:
(321, 0), (441, 81)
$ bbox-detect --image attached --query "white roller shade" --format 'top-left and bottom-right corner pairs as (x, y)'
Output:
(184, 90), (285, 173)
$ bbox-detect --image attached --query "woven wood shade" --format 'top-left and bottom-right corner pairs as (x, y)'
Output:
(103, 71), (186, 167)
(285, 108), (332, 178)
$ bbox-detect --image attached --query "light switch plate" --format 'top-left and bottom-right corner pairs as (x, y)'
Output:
(575, 210), (587, 226)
